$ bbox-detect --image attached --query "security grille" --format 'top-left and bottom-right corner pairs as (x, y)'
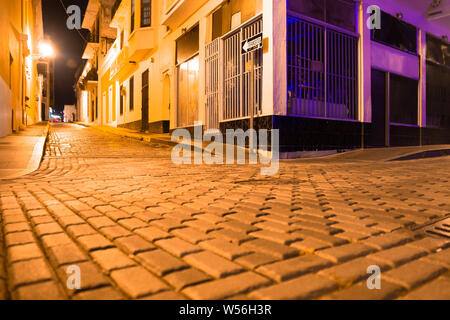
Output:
(205, 38), (220, 129)
(287, 17), (358, 120)
(223, 18), (263, 121)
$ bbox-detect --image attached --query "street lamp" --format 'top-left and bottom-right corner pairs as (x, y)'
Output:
(38, 41), (56, 59)
(33, 40), (56, 122)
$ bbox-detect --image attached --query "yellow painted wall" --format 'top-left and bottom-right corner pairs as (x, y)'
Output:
(97, 0), (262, 131)
(0, 0), (44, 137)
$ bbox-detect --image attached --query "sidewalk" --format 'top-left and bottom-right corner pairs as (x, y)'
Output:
(0, 122), (49, 180)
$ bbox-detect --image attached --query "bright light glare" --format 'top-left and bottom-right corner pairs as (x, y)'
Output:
(39, 41), (55, 58)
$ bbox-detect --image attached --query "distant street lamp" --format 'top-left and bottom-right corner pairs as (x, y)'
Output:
(38, 41), (56, 59)
(33, 40), (56, 122)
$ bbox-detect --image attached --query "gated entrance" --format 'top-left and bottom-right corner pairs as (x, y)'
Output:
(223, 18), (263, 122)
(205, 39), (220, 130)
(287, 16), (358, 120)
(204, 16), (263, 129)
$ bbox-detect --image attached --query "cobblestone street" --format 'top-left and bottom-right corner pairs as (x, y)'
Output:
(0, 123), (449, 300)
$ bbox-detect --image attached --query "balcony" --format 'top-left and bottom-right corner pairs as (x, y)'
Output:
(108, 27), (156, 81)
(82, 41), (99, 60)
(161, 0), (209, 29)
(111, 0), (129, 28)
(128, 27), (157, 62)
(110, 48), (137, 82)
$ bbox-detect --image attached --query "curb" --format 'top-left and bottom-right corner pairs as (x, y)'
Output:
(75, 122), (200, 152)
(76, 123), (365, 160)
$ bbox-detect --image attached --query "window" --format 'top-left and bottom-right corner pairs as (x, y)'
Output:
(287, 17), (358, 120)
(212, 8), (223, 41)
(427, 34), (450, 67)
(371, 11), (417, 54)
(141, 0), (151, 27)
(390, 74), (418, 125)
(288, 0), (356, 32)
(129, 77), (134, 111)
(131, 0), (135, 33)
(120, 30), (124, 49)
(176, 25), (199, 65)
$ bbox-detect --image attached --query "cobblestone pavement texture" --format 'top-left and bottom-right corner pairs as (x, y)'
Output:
(0, 123), (449, 300)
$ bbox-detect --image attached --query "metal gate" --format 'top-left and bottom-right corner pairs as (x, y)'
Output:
(205, 38), (220, 129)
(287, 17), (358, 120)
(223, 18), (263, 121)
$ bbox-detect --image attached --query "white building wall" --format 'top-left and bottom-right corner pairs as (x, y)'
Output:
(268, 0), (286, 116)
(64, 105), (77, 122)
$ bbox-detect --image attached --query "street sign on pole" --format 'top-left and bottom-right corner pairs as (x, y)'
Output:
(242, 33), (262, 156)
(241, 33), (263, 55)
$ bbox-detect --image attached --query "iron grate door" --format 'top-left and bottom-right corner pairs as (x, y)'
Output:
(223, 18), (263, 121)
(287, 17), (358, 120)
(205, 38), (220, 129)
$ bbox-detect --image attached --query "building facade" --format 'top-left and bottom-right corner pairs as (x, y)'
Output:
(64, 104), (77, 123)
(75, 0), (117, 125)
(76, 0), (450, 150)
(37, 57), (55, 123)
(0, 0), (46, 138)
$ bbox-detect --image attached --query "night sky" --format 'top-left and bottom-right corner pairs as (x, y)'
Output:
(42, 0), (89, 114)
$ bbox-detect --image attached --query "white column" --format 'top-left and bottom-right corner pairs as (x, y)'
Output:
(198, 16), (207, 127)
(419, 28), (427, 128)
(262, 0), (287, 117)
(361, 2), (372, 123)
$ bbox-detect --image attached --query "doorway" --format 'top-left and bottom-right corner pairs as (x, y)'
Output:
(163, 73), (171, 127)
(103, 92), (107, 124)
(141, 69), (149, 132)
(177, 55), (199, 128)
(222, 17), (263, 121)
(371, 69), (388, 147)
(41, 103), (46, 122)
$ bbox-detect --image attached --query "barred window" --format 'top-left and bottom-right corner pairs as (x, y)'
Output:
(141, 0), (151, 27)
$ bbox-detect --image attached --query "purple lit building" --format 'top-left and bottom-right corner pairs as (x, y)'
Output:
(253, 0), (450, 151)
(219, 0), (450, 151)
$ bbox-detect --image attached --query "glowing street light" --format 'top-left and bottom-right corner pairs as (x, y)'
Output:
(38, 41), (56, 58)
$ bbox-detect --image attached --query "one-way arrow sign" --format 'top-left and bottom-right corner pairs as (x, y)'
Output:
(242, 33), (263, 54)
